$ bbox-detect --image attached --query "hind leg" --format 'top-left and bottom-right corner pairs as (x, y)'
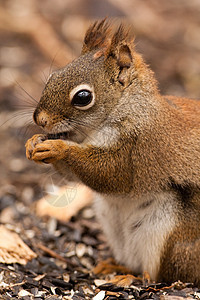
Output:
(158, 236), (200, 285)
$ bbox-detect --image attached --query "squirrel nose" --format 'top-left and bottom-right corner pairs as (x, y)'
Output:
(33, 109), (49, 128)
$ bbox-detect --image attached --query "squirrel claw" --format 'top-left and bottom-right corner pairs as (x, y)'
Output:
(25, 134), (47, 160)
(108, 272), (151, 288)
(27, 139), (67, 164)
(93, 259), (151, 287)
(93, 258), (132, 275)
(108, 274), (139, 288)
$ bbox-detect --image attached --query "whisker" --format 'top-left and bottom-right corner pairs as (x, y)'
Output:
(48, 52), (61, 77)
(13, 96), (36, 113)
(69, 118), (114, 137)
(39, 71), (48, 85)
(61, 119), (117, 147)
(15, 80), (38, 105)
(17, 121), (35, 138)
(0, 110), (33, 129)
(71, 123), (97, 143)
(12, 105), (35, 111)
(12, 110), (34, 117)
(15, 100), (37, 109)
(59, 119), (96, 142)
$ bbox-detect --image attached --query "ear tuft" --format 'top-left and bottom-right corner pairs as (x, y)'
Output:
(81, 18), (111, 55)
(108, 24), (135, 55)
(81, 19), (135, 70)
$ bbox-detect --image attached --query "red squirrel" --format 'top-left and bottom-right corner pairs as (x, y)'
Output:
(26, 19), (200, 285)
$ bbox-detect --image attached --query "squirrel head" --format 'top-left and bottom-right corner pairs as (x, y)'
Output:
(33, 19), (156, 139)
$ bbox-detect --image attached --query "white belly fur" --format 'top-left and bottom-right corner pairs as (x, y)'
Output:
(94, 191), (178, 280)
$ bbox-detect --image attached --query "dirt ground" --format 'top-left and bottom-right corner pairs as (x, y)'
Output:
(0, 0), (200, 299)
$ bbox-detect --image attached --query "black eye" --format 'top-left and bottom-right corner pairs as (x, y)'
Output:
(71, 89), (93, 107)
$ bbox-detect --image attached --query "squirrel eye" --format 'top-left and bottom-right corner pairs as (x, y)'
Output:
(71, 90), (92, 107)
(70, 84), (95, 110)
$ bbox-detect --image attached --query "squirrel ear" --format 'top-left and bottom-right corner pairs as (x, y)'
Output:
(118, 45), (132, 68)
(106, 24), (135, 86)
(117, 44), (132, 86)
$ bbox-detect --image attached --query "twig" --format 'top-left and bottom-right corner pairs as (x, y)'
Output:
(38, 243), (68, 263)
(37, 243), (78, 267)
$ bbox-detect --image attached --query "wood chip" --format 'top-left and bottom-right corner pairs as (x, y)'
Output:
(0, 225), (36, 265)
(160, 296), (191, 300)
(93, 290), (106, 300)
(76, 243), (86, 258)
(94, 279), (108, 287)
(18, 289), (33, 297)
(34, 274), (46, 281)
(62, 273), (70, 283)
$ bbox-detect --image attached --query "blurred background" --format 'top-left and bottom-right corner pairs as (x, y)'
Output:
(0, 1), (200, 297)
(0, 0), (200, 215)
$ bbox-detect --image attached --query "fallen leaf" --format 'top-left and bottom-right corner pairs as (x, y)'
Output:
(0, 225), (37, 265)
(36, 184), (94, 221)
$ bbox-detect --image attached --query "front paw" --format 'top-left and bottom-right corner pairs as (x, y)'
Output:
(25, 134), (47, 160)
(29, 139), (68, 164)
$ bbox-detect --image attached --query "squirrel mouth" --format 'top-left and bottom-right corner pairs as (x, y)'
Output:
(47, 130), (77, 141)
(47, 131), (70, 140)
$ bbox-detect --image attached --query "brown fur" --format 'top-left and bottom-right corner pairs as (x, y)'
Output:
(26, 19), (200, 285)
(82, 18), (111, 55)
